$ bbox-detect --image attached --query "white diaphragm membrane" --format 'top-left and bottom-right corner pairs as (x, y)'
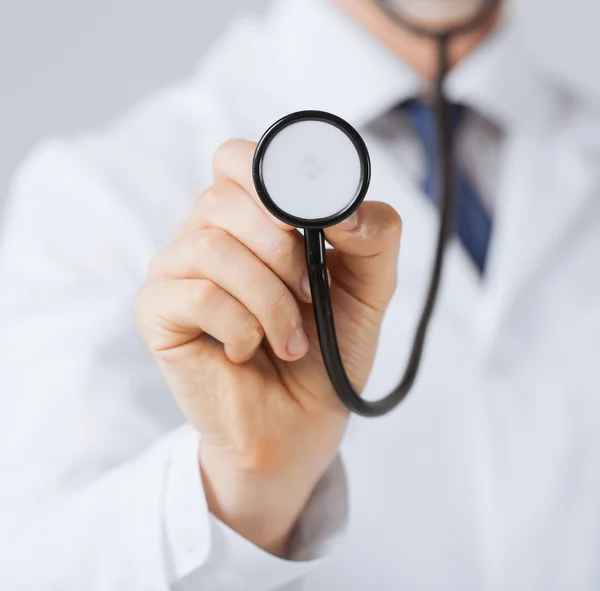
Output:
(260, 120), (363, 221)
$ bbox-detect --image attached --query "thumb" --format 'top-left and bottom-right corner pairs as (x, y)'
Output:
(323, 201), (402, 311)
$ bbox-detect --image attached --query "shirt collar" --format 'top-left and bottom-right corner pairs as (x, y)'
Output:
(444, 13), (560, 132)
(268, 0), (559, 132)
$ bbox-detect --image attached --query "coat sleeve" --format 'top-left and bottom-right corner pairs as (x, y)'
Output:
(0, 36), (348, 591)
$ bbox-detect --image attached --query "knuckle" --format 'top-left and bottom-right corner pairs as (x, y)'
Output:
(195, 227), (229, 257)
(199, 184), (222, 209)
(243, 315), (264, 346)
(265, 288), (300, 332)
(268, 231), (296, 263)
(213, 139), (247, 173)
(189, 280), (218, 309)
(198, 182), (250, 221)
(266, 286), (291, 315)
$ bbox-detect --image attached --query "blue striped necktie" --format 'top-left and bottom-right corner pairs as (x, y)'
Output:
(402, 99), (492, 274)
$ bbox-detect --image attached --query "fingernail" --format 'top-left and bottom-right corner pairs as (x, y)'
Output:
(300, 272), (312, 301)
(338, 212), (359, 231)
(287, 327), (309, 357)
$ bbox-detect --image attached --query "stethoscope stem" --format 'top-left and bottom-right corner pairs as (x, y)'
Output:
(304, 36), (456, 417)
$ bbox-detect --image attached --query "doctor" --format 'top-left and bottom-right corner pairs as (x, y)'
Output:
(1, 0), (600, 589)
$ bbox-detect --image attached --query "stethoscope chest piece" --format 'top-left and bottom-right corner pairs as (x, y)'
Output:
(252, 102), (452, 418)
(252, 104), (453, 418)
(252, 110), (371, 229)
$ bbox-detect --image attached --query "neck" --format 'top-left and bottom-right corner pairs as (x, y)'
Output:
(332, 0), (502, 80)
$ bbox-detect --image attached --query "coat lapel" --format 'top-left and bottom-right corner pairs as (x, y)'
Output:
(479, 112), (600, 346)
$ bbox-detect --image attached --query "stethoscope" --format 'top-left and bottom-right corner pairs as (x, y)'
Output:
(252, 0), (501, 417)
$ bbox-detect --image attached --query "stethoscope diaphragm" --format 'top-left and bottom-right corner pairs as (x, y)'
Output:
(252, 111), (371, 229)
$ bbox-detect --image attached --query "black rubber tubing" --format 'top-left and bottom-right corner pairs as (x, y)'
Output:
(304, 36), (456, 417)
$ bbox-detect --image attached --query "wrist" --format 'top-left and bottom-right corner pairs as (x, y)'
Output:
(199, 441), (323, 556)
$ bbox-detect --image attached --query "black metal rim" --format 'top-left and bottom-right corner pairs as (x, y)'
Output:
(252, 110), (371, 230)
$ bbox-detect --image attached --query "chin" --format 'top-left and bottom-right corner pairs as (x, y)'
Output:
(381, 0), (487, 24)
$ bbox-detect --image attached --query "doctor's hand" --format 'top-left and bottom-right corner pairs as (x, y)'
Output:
(135, 139), (402, 556)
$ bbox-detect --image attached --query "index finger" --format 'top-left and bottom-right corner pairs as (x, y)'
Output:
(212, 139), (295, 231)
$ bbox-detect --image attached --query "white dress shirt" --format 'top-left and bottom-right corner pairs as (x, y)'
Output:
(1, 0), (600, 589)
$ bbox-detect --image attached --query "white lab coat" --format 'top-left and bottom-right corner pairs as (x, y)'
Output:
(1, 0), (600, 589)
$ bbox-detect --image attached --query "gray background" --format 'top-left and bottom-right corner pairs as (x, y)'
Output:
(0, 0), (270, 204)
(0, 0), (598, 207)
